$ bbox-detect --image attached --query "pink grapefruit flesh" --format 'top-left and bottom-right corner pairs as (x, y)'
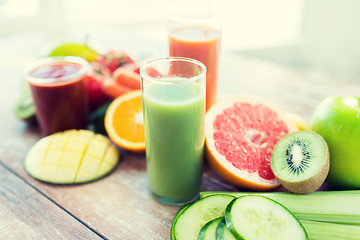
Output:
(205, 96), (298, 190)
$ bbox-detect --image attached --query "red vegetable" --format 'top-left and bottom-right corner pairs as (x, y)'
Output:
(113, 68), (141, 89)
(121, 63), (140, 74)
(85, 74), (112, 111)
(103, 80), (134, 99)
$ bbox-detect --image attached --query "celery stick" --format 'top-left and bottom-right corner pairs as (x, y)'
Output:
(200, 191), (360, 198)
(301, 220), (360, 240)
(200, 191), (360, 225)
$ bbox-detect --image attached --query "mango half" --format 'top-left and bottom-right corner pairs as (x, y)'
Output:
(25, 129), (120, 184)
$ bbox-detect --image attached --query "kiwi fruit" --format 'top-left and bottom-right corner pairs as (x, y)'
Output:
(271, 131), (330, 194)
(13, 82), (36, 123)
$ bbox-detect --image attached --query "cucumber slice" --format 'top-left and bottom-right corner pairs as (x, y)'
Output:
(172, 194), (235, 240)
(198, 217), (222, 240)
(225, 196), (308, 240)
(200, 191), (360, 225)
(215, 218), (236, 240)
(171, 203), (191, 239)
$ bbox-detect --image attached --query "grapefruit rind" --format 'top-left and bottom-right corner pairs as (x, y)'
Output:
(105, 90), (145, 153)
(285, 111), (309, 131)
(205, 95), (298, 191)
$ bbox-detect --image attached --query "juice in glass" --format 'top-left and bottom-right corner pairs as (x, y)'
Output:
(169, 25), (220, 111)
(141, 57), (206, 205)
(25, 57), (90, 136)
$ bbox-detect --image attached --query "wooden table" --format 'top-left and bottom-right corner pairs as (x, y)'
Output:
(1, 40), (360, 239)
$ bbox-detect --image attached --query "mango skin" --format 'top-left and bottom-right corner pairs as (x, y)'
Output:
(25, 129), (120, 184)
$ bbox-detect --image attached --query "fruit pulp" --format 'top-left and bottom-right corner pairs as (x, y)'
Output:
(28, 62), (89, 136)
(213, 102), (288, 180)
(205, 96), (297, 190)
(142, 81), (205, 204)
(25, 130), (119, 184)
(169, 27), (220, 111)
(29, 63), (81, 79)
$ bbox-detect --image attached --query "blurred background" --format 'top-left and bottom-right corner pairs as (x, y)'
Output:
(1, 0), (360, 82)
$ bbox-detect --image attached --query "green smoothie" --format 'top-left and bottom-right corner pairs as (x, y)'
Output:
(142, 80), (205, 203)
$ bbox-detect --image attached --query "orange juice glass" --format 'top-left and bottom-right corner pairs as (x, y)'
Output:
(168, 15), (221, 111)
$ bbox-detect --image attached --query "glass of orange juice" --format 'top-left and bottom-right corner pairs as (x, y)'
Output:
(168, 8), (222, 111)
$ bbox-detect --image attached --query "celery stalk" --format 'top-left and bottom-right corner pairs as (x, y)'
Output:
(200, 191), (360, 225)
(301, 220), (360, 240)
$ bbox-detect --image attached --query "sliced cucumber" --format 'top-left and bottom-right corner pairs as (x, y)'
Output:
(172, 194), (235, 240)
(225, 196), (308, 240)
(200, 191), (360, 225)
(198, 217), (222, 240)
(215, 218), (236, 240)
(171, 203), (191, 239)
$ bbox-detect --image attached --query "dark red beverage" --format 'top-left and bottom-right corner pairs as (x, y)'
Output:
(25, 57), (90, 136)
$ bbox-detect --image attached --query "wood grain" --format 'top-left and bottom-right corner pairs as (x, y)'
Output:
(0, 163), (102, 240)
(2, 51), (360, 239)
(0, 142), (236, 240)
(217, 54), (360, 121)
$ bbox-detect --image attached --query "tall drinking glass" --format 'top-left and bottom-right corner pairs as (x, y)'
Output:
(140, 57), (206, 205)
(168, 13), (221, 111)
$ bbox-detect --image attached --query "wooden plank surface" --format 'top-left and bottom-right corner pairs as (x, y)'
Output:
(0, 163), (102, 240)
(0, 128), (236, 239)
(2, 50), (360, 239)
(0, 52), (237, 239)
(217, 54), (360, 121)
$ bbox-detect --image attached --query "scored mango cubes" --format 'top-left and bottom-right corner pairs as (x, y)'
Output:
(25, 129), (120, 184)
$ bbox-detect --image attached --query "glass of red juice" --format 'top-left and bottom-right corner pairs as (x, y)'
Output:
(24, 56), (90, 136)
(168, 12), (222, 111)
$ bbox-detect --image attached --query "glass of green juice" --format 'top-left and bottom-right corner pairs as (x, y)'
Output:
(140, 57), (206, 205)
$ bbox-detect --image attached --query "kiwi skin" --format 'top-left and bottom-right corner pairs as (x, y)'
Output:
(271, 131), (330, 194)
(14, 82), (37, 123)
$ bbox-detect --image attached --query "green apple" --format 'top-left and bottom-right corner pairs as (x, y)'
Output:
(309, 96), (360, 189)
(47, 43), (98, 62)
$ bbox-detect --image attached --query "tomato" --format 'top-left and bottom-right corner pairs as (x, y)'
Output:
(85, 74), (112, 111)
(113, 68), (141, 89)
(102, 80), (134, 99)
(147, 66), (162, 78)
(97, 50), (135, 74)
(121, 63), (140, 74)
(87, 50), (140, 102)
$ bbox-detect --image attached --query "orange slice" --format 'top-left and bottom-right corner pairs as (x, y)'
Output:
(105, 90), (145, 153)
(205, 95), (298, 191)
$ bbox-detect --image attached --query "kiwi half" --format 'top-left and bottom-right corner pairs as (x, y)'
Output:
(271, 131), (330, 194)
(14, 82), (36, 122)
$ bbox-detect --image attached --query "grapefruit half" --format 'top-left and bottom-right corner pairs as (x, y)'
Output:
(205, 96), (298, 191)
